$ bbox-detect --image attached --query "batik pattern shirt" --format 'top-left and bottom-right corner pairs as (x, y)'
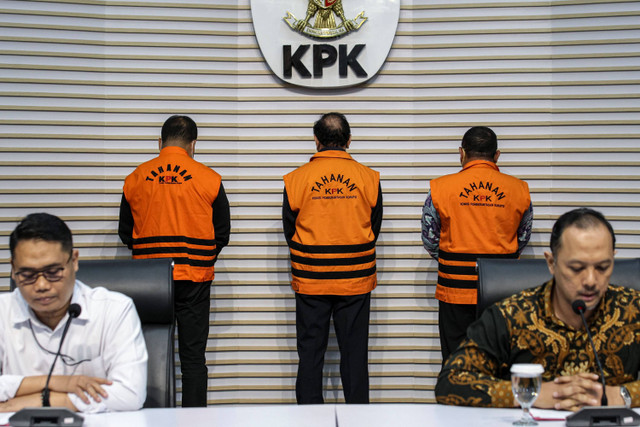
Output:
(435, 280), (640, 407)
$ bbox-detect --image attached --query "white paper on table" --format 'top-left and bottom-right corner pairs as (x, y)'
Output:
(530, 409), (571, 421)
(0, 413), (12, 425)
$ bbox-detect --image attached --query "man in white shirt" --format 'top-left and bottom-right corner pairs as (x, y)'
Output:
(0, 213), (147, 413)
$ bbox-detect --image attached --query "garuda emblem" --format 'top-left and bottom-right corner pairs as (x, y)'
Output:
(284, 0), (367, 39)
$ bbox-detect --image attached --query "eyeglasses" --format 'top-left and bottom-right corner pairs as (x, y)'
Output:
(14, 253), (73, 286)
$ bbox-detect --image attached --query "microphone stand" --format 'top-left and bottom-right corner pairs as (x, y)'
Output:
(9, 304), (84, 427)
(566, 299), (639, 427)
(572, 299), (607, 407)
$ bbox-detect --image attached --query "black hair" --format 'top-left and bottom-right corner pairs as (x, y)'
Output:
(313, 112), (351, 148)
(161, 115), (198, 146)
(461, 126), (498, 159)
(550, 208), (616, 255)
(10, 213), (73, 257)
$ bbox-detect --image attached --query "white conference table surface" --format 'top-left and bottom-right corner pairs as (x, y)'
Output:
(86, 404), (569, 427)
(81, 405), (335, 427)
(336, 404), (570, 427)
(6, 404), (636, 426)
(2, 405), (336, 427)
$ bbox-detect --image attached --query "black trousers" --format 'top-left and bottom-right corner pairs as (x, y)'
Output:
(295, 292), (371, 404)
(174, 280), (211, 407)
(438, 300), (477, 364)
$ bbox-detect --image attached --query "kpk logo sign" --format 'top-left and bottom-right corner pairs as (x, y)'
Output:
(251, 0), (400, 88)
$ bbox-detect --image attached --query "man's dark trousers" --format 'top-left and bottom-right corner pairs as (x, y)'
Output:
(438, 300), (476, 364)
(295, 292), (370, 404)
(175, 280), (211, 407)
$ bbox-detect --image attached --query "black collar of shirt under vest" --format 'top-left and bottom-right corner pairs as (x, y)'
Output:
(318, 146), (346, 152)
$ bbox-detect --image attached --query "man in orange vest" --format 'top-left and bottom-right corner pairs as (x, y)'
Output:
(283, 112), (382, 404)
(422, 126), (532, 362)
(118, 115), (231, 407)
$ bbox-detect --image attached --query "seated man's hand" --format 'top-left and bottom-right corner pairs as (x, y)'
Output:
(0, 395), (29, 412)
(535, 373), (602, 412)
(0, 391), (74, 412)
(0, 399), (12, 413)
(50, 375), (112, 405)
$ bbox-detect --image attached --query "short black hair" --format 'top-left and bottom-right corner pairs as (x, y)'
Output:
(461, 126), (498, 159)
(550, 208), (615, 255)
(313, 112), (351, 148)
(9, 213), (73, 257)
(161, 115), (198, 146)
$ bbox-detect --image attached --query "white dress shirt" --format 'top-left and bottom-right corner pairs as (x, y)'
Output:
(0, 280), (148, 413)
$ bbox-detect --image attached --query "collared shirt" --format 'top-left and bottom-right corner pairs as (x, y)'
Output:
(435, 280), (640, 408)
(0, 281), (147, 413)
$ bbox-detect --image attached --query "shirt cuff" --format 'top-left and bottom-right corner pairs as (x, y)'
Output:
(489, 380), (515, 408)
(68, 393), (107, 414)
(0, 375), (24, 401)
(625, 381), (640, 408)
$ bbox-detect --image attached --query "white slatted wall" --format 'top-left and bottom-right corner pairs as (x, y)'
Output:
(1, 0), (639, 405)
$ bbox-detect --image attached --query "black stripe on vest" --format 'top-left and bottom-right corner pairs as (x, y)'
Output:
(133, 246), (217, 257)
(438, 263), (477, 276)
(288, 240), (375, 254)
(290, 252), (376, 267)
(172, 257), (218, 268)
(439, 249), (518, 262)
(133, 235), (216, 246)
(437, 275), (477, 290)
(292, 266), (377, 280)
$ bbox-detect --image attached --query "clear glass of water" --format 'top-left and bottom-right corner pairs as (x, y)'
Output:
(511, 363), (544, 426)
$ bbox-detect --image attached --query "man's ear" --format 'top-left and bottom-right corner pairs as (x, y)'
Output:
(71, 249), (80, 274)
(158, 138), (163, 152)
(345, 137), (351, 149)
(493, 150), (501, 163)
(543, 251), (555, 276)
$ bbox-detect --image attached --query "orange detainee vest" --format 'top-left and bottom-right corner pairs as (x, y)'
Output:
(430, 160), (530, 305)
(123, 146), (222, 283)
(284, 150), (380, 296)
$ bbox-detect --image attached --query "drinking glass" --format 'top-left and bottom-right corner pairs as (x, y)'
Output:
(511, 363), (544, 426)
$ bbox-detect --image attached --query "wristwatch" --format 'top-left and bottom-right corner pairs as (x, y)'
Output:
(41, 388), (50, 407)
(620, 385), (631, 408)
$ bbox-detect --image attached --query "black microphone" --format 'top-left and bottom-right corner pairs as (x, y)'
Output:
(572, 299), (608, 406)
(41, 303), (82, 407)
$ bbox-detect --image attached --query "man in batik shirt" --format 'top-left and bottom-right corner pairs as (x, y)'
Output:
(436, 208), (639, 411)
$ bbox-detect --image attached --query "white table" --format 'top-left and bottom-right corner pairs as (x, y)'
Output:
(81, 405), (335, 427)
(335, 404), (569, 427)
(79, 404), (570, 427)
(8, 404), (630, 427)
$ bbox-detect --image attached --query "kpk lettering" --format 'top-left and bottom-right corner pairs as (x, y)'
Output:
(284, 44), (367, 79)
(145, 163), (192, 183)
(458, 180), (506, 200)
(310, 173), (358, 193)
